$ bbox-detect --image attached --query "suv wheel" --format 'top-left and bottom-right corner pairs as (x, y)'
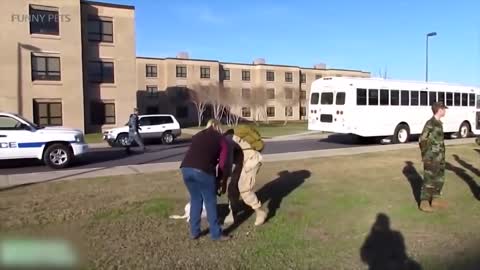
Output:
(43, 143), (73, 169)
(116, 133), (130, 146)
(161, 132), (174, 144)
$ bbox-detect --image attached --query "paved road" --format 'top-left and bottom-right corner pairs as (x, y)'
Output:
(0, 134), (365, 174)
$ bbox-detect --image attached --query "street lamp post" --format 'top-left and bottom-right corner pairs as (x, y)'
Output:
(425, 32), (437, 82)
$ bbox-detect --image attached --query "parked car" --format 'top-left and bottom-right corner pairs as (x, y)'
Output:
(103, 114), (181, 147)
(0, 112), (88, 169)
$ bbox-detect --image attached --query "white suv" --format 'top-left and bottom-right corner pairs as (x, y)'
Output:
(0, 112), (88, 169)
(103, 114), (181, 147)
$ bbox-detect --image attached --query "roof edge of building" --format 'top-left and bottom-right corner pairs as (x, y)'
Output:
(81, 0), (135, 10)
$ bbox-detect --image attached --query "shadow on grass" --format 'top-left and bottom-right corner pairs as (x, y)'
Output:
(446, 157), (480, 200)
(402, 161), (423, 206)
(360, 213), (422, 270)
(223, 170), (311, 234)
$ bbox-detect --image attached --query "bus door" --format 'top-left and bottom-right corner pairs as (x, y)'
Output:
(333, 91), (346, 130)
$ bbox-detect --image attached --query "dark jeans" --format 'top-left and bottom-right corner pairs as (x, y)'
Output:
(181, 167), (222, 240)
(127, 130), (145, 151)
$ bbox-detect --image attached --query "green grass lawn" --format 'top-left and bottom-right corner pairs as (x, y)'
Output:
(2, 144), (480, 269)
(190, 121), (308, 138)
(85, 133), (104, 144)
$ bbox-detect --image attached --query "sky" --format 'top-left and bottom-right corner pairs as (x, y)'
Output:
(110, 0), (480, 85)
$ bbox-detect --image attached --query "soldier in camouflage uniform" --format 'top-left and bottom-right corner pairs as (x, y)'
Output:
(418, 102), (448, 212)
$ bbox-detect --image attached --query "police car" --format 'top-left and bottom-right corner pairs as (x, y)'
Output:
(0, 112), (88, 169)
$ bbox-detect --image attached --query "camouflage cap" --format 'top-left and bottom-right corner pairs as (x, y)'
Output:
(432, 101), (448, 112)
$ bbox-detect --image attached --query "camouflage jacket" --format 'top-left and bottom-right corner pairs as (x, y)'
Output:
(419, 117), (445, 161)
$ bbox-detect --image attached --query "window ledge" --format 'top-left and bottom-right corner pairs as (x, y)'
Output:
(30, 34), (61, 40)
(98, 84), (117, 88)
(32, 81), (63, 86)
(89, 42), (115, 47)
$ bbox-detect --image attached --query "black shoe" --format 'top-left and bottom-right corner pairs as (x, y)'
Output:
(125, 148), (132, 155)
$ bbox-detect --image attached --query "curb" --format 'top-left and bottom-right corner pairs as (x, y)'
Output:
(1, 138), (476, 190)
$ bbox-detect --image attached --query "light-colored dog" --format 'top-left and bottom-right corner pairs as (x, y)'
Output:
(169, 202), (207, 222)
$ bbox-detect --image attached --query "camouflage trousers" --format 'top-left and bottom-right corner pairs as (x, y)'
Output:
(421, 159), (445, 201)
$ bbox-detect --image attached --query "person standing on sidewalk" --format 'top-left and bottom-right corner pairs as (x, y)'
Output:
(224, 125), (267, 226)
(125, 108), (145, 154)
(418, 102), (448, 212)
(180, 119), (230, 241)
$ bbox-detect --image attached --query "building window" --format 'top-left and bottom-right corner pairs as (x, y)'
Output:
(31, 54), (61, 81)
(242, 107), (251, 117)
(242, 88), (251, 99)
(300, 106), (306, 116)
(266, 71), (275, 81)
(301, 73), (306, 83)
(285, 106), (293, 117)
(176, 106), (188, 118)
(33, 101), (62, 126)
(176, 65), (187, 78)
(88, 61), (114, 83)
(29, 5), (59, 35)
(242, 70), (251, 81)
(200, 66), (210, 79)
(315, 74), (322, 80)
(146, 106), (159, 114)
(267, 107), (275, 117)
(146, 85), (158, 96)
(222, 69), (230, 80)
(87, 17), (113, 43)
(146, 65), (157, 77)
(90, 101), (115, 125)
(300, 90), (307, 100)
(267, 88), (275, 99)
(285, 72), (293, 82)
(285, 88), (293, 99)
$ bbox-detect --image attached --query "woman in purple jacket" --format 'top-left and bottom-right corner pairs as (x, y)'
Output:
(180, 119), (230, 241)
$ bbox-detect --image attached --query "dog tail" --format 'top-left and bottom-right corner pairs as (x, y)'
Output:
(169, 214), (188, 220)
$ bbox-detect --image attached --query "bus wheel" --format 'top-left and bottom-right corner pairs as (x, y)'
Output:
(393, 124), (410, 144)
(459, 122), (471, 138)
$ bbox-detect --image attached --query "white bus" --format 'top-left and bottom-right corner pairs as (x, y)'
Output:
(308, 77), (480, 143)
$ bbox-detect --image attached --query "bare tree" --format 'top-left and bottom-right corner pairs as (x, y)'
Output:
(378, 66), (388, 79)
(189, 84), (210, 127)
(247, 87), (267, 125)
(282, 87), (300, 125)
(224, 87), (242, 126)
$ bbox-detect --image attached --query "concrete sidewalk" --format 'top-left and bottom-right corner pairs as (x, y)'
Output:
(0, 138), (476, 190)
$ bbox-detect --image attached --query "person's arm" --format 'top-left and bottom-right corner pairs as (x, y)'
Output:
(419, 121), (433, 160)
(217, 137), (229, 194)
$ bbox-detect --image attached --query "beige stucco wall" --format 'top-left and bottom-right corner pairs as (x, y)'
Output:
(0, 0), (85, 130)
(81, 2), (136, 133)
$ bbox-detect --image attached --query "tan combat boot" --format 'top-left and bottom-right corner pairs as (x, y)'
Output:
(431, 198), (448, 209)
(254, 208), (267, 226)
(419, 200), (434, 212)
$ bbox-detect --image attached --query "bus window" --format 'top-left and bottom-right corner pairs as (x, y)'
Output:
(368, 89), (378, 106)
(469, 93), (475, 106)
(336, 92), (346, 105)
(429, 92), (437, 105)
(477, 95), (480, 109)
(438, 92), (445, 103)
(380, 89), (389, 105)
(454, 93), (460, 106)
(310, 93), (319, 105)
(462, 93), (468, 106)
(446, 92), (453, 106)
(357, 88), (367, 105)
(401, 90), (409, 105)
(391, 90), (399, 105)
(411, 91), (419, 105)
(321, 92), (334, 104)
(420, 91), (428, 105)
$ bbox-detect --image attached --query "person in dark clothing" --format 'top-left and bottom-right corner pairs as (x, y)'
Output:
(180, 119), (230, 241)
(126, 108), (145, 154)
